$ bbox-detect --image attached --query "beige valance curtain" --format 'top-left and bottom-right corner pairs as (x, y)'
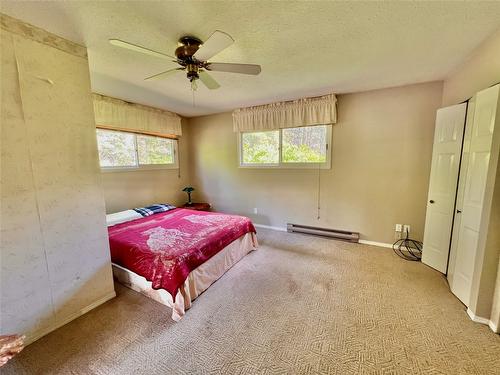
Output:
(93, 94), (182, 137)
(232, 93), (337, 132)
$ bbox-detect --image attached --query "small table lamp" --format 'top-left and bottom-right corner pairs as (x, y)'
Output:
(182, 186), (195, 205)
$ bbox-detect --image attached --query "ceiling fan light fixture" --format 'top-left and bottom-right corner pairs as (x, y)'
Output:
(186, 63), (199, 83)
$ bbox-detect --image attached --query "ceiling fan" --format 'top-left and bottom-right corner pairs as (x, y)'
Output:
(109, 30), (261, 91)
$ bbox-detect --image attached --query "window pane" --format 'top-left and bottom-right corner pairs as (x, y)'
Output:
(242, 131), (279, 164)
(282, 125), (327, 163)
(137, 134), (174, 165)
(96, 129), (137, 167)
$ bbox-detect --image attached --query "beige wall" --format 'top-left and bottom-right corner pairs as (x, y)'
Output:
(442, 28), (500, 106)
(100, 119), (192, 213)
(1, 18), (114, 343)
(187, 82), (443, 244)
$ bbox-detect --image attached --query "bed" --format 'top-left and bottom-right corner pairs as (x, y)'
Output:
(106, 207), (258, 321)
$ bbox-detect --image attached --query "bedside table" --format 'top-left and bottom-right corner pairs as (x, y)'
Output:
(182, 203), (211, 211)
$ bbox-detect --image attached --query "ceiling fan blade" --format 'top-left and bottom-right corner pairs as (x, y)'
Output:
(193, 30), (234, 61)
(206, 62), (261, 75)
(144, 68), (183, 81)
(109, 39), (176, 60)
(199, 71), (221, 90)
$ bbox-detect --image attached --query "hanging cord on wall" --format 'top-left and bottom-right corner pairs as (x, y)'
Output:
(392, 229), (423, 261)
(317, 158), (321, 220)
(317, 143), (328, 220)
(177, 145), (181, 179)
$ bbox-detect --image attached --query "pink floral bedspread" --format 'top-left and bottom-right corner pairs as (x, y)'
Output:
(108, 208), (256, 300)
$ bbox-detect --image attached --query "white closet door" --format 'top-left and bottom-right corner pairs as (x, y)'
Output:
(422, 103), (467, 273)
(447, 97), (475, 286)
(449, 84), (499, 306)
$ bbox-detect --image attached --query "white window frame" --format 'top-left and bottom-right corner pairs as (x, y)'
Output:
(238, 125), (332, 169)
(96, 129), (179, 172)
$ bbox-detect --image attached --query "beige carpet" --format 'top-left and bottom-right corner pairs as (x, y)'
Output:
(4, 229), (500, 374)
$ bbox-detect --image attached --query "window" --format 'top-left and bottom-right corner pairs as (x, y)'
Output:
(241, 130), (279, 165)
(239, 125), (331, 168)
(136, 134), (175, 165)
(96, 129), (178, 170)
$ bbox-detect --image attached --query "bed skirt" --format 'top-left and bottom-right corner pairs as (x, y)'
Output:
(112, 232), (258, 321)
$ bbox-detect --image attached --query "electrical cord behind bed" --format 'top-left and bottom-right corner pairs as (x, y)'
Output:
(392, 229), (423, 261)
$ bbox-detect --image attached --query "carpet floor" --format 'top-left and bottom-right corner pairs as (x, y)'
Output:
(4, 229), (500, 374)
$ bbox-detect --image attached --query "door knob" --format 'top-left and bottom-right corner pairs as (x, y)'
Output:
(456, 209), (462, 213)
(429, 200), (435, 204)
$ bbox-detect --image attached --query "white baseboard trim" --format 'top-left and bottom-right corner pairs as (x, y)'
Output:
(254, 223), (287, 232)
(467, 308), (499, 333)
(253, 224), (393, 249)
(467, 308), (490, 324)
(26, 290), (116, 345)
(358, 239), (393, 249)
(489, 320), (499, 333)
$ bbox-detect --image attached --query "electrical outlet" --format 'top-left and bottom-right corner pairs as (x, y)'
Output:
(395, 224), (403, 232)
(403, 224), (411, 234)
(253, 207), (258, 214)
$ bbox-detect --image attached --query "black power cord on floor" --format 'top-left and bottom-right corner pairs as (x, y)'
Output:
(392, 229), (423, 261)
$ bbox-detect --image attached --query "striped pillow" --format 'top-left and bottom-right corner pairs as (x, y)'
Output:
(133, 204), (176, 217)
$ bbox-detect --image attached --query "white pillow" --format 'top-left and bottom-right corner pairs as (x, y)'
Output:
(106, 210), (142, 227)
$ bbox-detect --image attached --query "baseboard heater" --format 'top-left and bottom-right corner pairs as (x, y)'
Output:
(287, 223), (360, 243)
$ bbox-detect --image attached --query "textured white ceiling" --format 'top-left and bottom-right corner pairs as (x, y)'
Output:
(2, 1), (500, 117)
